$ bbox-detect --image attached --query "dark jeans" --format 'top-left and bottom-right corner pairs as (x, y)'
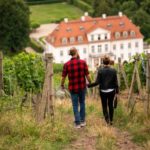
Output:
(70, 89), (86, 125)
(100, 90), (115, 123)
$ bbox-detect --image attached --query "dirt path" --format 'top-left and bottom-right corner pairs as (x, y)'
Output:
(64, 128), (97, 150)
(114, 128), (143, 150)
(63, 123), (143, 150)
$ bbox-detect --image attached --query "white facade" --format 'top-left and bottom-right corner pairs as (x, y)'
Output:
(46, 37), (143, 70)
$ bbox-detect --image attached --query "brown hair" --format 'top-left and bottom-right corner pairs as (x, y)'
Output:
(103, 56), (110, 65)
(69, 47), (78, 56)
(110, 60), (114, 65)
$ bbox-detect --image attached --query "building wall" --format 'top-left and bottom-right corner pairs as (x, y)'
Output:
(46, 38), (143, 69)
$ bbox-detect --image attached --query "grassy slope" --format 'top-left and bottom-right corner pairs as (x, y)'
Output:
(30, 2), (83, 25)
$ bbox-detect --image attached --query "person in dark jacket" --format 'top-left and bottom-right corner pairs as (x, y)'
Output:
(88, 56), (119, 125)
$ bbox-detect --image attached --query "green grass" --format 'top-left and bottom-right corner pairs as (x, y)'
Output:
(30, 2), (83, 25)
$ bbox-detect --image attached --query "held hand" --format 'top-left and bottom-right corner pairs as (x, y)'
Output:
(61, 84), (65, 90)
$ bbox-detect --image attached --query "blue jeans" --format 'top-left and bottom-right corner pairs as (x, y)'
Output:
(70, 89), (86, 125)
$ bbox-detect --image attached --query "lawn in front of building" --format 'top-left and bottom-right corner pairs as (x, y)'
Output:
(30, 2), (83, 25)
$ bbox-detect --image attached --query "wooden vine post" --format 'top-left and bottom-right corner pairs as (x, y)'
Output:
(146, 53), (150, 116)
(117, 57), (121, 88)
(0, 51), (3, 96)
(128, 55), (143, 112)
(36, 53), (54, 123)
(117, 57), (129, 91)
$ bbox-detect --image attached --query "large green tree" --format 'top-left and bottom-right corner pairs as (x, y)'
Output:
(0, 0), (30, 53)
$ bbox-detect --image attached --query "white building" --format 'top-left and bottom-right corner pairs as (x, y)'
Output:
(45, 12), (143, 70)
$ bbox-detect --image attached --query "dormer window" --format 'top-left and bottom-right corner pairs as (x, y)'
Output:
(123, 31), (128, 38)
(107, 23), (112, 28)
(62, 37), (67, 44)
(66, 27), (72, 32)
(79, 26), (84, 31)
(130, 31), (136, 37)
(115, 32), (120, 39)
(119, 22), (125, 27)
(78, 36), (83, 43)
(70, 37), (75, 44)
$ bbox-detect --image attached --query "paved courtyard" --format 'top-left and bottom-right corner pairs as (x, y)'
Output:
(30, 23), (58, 39)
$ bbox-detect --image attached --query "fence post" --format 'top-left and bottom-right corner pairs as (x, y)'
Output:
(0, 51), (3, 96)
(117, 57), (121, 88)
(36, 53), (54, 123)
(46, 53), (54, 118)
(128, 62), (136, 108)
(146, 53), (150, 116)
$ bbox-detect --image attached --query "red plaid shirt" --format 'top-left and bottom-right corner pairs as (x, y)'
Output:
(62, 58), (89, 93)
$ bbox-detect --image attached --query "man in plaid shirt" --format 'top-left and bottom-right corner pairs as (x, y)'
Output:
(61, 47), (91, 128)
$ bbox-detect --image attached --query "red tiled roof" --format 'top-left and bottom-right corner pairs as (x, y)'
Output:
(46, 15), (143, 47)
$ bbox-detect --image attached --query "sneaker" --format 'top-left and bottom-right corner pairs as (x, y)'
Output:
(74, 124), (81, 129)
(80, 122), (86, 127)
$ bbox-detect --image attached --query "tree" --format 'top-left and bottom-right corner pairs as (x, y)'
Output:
(0, 0), (30, 53)
(93, 0), (111, 17)
(133, 9), (150, 39)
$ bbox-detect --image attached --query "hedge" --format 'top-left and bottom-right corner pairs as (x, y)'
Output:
(26, 0), (64, 5)
(73, 0), (93, 14)
(29, 38), (44, 53)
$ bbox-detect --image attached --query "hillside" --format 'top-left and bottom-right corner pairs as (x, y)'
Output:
(30, 2), (83, 25)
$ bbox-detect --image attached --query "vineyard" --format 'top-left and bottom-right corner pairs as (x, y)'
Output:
(0, 52), (150, 150)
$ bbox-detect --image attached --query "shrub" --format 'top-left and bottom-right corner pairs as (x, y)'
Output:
(29, 38), (44, 53)
(3, 53), (45, 94)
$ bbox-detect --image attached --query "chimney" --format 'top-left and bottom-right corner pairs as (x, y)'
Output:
(118, 12), (123, 17)
(64, 18), (68, 23)
(102, 14), (106, 19)
(84, 12), (88, 16)
(81, 16), (85, 21)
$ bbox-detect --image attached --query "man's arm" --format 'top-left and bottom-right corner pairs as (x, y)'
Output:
(61, 76), (66, 89)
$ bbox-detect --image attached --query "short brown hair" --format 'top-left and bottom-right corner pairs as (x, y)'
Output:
(103, 56), (110, 65)
(69, 47), (77, 56)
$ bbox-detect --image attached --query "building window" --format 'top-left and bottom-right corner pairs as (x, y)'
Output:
(128, 53), (131, 59)
(128, 43), (131, 48)
(70, 37), (75, 43)
(78, 36), (83, 43)
(105, 34), (108, 40)
(105, 44), (108, 52)
(135, 42), (139, 48)
(123, 31), (128, 38)
(113, 44), (116, 50)
(98, 34), (101, 40)
(83, 48), (86, 54)
(121, 54), (124, 59)
(130, 31), (136, 37)
(91, 35), (94, 41)
(62, 38), (67, 44)
(115, 32), (120, 39)
(98, 45), (102, 53)
(120, 44), (124, 49)
(91, 46), (95, 53)
(60, 50), (63, 56)
(114, 55), (116, 60)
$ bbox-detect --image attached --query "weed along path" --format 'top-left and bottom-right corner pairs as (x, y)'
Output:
(59, 98), (144, 150)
